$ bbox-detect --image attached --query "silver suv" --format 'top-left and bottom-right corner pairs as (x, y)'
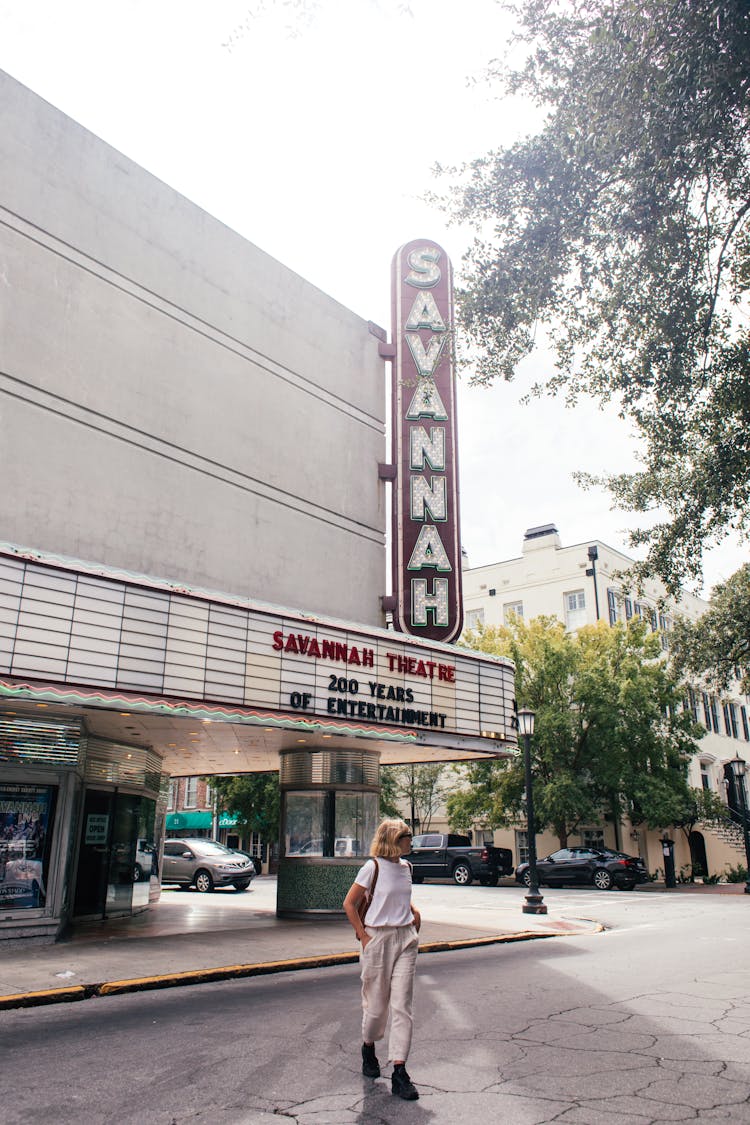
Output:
(162, 838), (256, 892)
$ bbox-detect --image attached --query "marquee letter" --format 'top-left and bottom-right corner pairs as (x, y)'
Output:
(405, 291), (446, 332)
(405, 333), (447, 379)
(405, 378), (448, 420)
(411, 578), (449, 626)
(405, 246), (441, 288)
(411, 475), (447, 521)
(410, 426), (445, 470)
(407, 525), (452, 571)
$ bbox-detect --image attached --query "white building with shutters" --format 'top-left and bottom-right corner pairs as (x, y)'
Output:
(459, 524), (750, 883)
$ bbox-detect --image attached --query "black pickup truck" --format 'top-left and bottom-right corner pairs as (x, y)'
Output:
(409, 833), (513, 886)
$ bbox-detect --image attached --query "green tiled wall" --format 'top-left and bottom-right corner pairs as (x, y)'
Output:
(276, 859), (363, 915)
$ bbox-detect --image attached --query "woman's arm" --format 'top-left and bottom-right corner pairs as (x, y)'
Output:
(411, 903), (421, 931)
(343, 882), (371, 946)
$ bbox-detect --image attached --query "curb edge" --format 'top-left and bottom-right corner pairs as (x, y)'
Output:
(0, 924), (603, 1012)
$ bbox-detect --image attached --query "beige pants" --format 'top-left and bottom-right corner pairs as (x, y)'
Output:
(360, 923), (419, 1062)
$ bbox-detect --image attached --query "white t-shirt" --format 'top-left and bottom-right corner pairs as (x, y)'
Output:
(355, 857), (413, 927)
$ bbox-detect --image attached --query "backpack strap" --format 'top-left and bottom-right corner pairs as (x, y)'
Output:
(358, 858), (379, 925)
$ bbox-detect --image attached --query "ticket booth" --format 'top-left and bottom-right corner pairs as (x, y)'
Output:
(276, 747), (379, 916)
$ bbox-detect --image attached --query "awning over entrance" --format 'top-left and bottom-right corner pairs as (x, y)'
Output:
(166, 811), (212, 831)
(218, 813), (238, 829)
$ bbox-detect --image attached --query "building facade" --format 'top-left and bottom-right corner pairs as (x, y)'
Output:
(460, 525), (749, 881)
(0, 70), (516, 941)
(165, 777), (214, 839)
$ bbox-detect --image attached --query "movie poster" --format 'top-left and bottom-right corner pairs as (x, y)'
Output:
(0, 784), (57, 909)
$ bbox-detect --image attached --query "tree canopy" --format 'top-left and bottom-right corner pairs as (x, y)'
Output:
(207, 772), (280, 842)
(447, 616), (701, 846)
(440, 0), (750, 594)
(379, 763), (448, 832)
(671, 563), (750, 693)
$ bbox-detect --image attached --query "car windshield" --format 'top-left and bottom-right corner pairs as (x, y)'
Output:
(190, 841), (235, 856)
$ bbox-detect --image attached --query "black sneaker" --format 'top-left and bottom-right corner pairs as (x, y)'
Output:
(391, 1064), (419, 1100)
(361, 1042), (380, 1078)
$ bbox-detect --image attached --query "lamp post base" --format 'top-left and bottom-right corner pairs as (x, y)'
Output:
(522, 891), (547, 915)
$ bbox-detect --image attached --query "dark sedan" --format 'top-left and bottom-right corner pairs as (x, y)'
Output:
(515, 846), (648, 890)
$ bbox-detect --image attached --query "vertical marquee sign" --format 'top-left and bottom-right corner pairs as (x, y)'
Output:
(390, 240), (463, 643)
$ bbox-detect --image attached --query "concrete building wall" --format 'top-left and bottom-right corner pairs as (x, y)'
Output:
(0, 70), (386, 625)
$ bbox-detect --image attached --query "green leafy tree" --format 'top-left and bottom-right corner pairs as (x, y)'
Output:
(380, 763), (448, 832)
(447, 616), (701, 846)
(207, 772), (280, 842)
(670, 565), (750, 693)
(378, 765), (402, 820)
(439, 0), (750, 594)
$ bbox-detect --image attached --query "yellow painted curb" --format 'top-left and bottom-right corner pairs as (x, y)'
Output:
(97, 951), (360, 995)
(0, 985), (87, 1010)
(0, 923), (603, 1011)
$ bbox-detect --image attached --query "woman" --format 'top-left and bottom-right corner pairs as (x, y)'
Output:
(343, 817), (422, 1101)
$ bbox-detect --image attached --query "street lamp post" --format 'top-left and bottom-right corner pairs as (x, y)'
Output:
(585, 544), (601, 622)
(727, 756), (750, 895)
(518, 708), (547, 915)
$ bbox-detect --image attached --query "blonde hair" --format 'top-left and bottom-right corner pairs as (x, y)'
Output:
(370, 818), (411, 859)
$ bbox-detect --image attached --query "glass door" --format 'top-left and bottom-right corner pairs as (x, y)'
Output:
(74, 789), (114, 918)
(74, 790), (143, 918)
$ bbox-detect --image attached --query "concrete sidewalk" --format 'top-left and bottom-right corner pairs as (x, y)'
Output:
(0, 877), (601, 1010)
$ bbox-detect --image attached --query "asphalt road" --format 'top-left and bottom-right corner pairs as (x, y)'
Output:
(2, 888), (749, 1124)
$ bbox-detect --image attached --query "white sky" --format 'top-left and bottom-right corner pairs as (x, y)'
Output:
(0, 0), (745, 595)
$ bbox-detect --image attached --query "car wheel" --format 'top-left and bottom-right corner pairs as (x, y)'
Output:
(133, 863), (142, 883)
(194, 869), (214, 893)
(412, 873), (424, 884)
(233, 879), (251, 891)
(522, 869), (532, 887)
(592, 869), (613, 890)
(621, 883), (636, 891)
(480, 874), (499, 887)
(453, 862), (473, 886)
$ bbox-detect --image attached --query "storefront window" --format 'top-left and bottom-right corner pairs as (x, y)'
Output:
(285, 792), (326, 855)
(334, 792), (378, 857)
(0, 783), (57, 911)
(283, 790), (378, 858)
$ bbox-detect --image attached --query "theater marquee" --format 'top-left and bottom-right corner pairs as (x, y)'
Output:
(0, 549), (516, 747)
(390, 240), (463, 643)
